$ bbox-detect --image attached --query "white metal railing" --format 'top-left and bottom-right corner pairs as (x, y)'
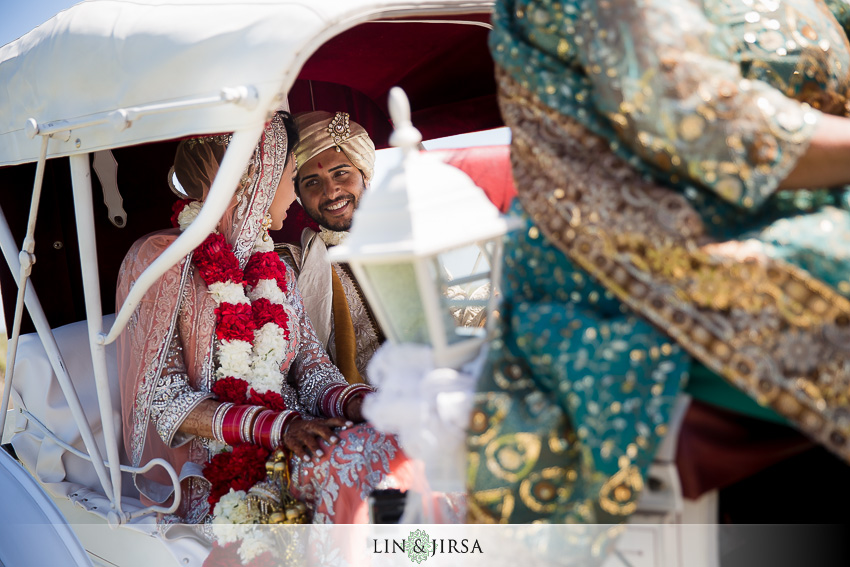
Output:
(0, 135), (50, 443)
(23, 86), (258, 139)
(9, 405), (181, 522)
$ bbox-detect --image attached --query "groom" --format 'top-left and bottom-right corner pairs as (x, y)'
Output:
(277, 111), (383, 385)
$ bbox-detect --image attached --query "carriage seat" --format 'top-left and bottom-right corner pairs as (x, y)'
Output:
(8, 314), (142, 503)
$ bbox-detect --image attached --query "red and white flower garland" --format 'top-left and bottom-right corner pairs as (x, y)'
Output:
(172, 199), (290, 413)
(173, 198), (371, 565)
(173, 199), (288, 566)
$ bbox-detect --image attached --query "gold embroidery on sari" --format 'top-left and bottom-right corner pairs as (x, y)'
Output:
(498, 68), (850, 461)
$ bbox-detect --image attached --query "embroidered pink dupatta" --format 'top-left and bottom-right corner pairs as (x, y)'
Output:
(117, 122), (286, 519)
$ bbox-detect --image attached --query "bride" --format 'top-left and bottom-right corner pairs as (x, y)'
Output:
(116, 112), (412, 527)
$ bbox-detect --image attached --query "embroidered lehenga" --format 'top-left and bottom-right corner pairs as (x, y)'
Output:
(468, 0), (850, 523)
(117, 116), (410, 525)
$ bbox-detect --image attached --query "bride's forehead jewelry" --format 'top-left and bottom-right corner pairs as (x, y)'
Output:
(185, 133), (232, 149)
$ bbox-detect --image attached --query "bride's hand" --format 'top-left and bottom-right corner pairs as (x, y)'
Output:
(282, 416), (349, 461)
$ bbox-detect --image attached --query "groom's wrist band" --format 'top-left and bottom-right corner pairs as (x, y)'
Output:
(336, 384), (374, 419)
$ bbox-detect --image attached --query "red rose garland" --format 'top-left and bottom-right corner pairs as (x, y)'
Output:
(177, 195), (303, 566)
(203, 542), (241, 567)
(172, 200), (290, 412)
(204, 444), (271, 507)
(211, 377), (249, 406)
(215, 302), (257, 343)
(204, 542), (278, 567)
(244, 252), (288, 291)
(172, 200), (295, 516)
(176, 197), (364, 566)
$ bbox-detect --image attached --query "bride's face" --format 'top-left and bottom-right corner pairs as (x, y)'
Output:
(268, 156), (298, 230)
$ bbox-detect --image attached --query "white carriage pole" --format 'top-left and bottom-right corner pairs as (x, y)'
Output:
(0, 207), (117, 502)
(69, 154), (125, 515)
(0, 136), (50, 444)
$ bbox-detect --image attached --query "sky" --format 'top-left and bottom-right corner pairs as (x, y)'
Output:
(0, 0), (76, 46)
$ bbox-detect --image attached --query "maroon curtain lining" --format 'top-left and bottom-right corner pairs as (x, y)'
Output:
(411, 94), (502, 144)
(288, 80), (395, 148)
(291, 19), (499, 147)
(676, 400), (816, 499)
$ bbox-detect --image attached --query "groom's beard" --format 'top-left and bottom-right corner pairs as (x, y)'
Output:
(304, 185), (364, 232)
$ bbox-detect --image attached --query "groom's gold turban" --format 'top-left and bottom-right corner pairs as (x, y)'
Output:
(294, 111), (376, 184)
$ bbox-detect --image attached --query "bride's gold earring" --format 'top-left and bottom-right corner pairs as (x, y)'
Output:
(262, 213), (273, 241)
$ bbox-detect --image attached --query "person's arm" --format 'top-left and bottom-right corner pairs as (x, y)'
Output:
(778, 114), (850, 190)
(571, 0), (822, 207)
(176, 398), (348, 461)
(286, 268), (373, 422)
(175, 399), (218, 439)
(172, 270), (363, 458)
(150, 332), (214, 447)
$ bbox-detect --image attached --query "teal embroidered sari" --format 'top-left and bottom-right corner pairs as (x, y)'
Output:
(468, 0), (850, 524)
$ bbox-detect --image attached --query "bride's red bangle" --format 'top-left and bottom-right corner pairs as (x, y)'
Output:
(252, 409), (277, 449)
(221, 404), (263, 446)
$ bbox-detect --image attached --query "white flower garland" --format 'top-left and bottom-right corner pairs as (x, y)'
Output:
(318, 226), (348, 247)
(177, 201), (203, 231)
(212, 490), (259, 533)
(211, 489), (275, 562)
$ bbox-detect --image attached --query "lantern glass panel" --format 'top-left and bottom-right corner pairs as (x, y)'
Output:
(361, 261), (430, 344)
(430, 241), (495, 345)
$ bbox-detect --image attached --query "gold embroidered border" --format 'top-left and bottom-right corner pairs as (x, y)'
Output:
(497, 67), (850, 462)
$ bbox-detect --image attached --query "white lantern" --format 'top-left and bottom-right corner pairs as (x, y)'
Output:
(329, 88), (519, 368)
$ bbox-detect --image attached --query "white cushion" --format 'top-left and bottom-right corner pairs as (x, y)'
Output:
(9, 314), (139, 499)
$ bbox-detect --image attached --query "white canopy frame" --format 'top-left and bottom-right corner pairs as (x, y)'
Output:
(0, 118), (266, 522)
(0, 0), (495, 525)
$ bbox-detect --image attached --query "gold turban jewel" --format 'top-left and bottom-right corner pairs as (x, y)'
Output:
(294, 111), (376, 184)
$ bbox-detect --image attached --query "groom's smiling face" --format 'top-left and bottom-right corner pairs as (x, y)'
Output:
(296, 147), (366, 232)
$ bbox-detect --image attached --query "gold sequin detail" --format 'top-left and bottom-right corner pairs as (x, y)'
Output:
(679, 115), (705, 141)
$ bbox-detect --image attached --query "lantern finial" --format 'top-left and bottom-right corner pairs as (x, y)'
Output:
(330, 87), (520, 368)
(388, 87), (422, 152)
